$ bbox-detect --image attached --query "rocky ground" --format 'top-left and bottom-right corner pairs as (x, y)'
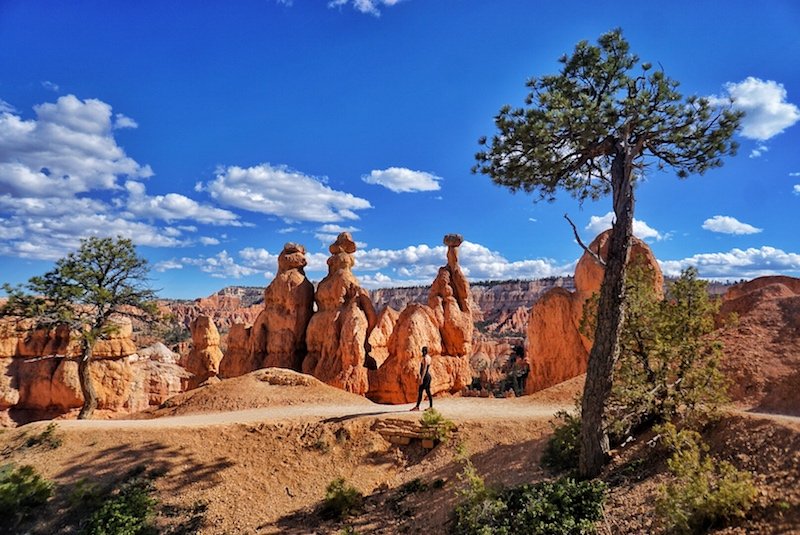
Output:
(1, 369), (798, 534)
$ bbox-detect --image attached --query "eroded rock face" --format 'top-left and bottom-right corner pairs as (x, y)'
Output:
(367, 235), (473, 403)
(303, 233), (376, 394)
(367, 306), (399, 369)
(219, 243), (315, 378)
(184, 316), (223, 389)
(525, 230), (663, 394)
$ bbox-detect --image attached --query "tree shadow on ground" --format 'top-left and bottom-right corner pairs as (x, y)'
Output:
(27, 440), (235, 534)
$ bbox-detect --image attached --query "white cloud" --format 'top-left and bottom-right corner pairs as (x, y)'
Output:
(202, 163), (371, 223)
(362, 167), (442, 193)
(660, 246), (800, 279)
(793, 185), (800, 195)
(0, 94), (152, 197)
(315, 224), (360, 245)
(749, 144), (768, 158)
(113, 113), (138, 129)
(41, 81), (60, 92)
(0, 100), (15, 114)
(585, 212), (664, 241)
(277, 226), (298, 234)
(528, 218), (537, 223)
(327, 0), (402, 16)
(200, 237), (220, 246)
(182, 250), (258, 279)
(155, 259), (183, 272)
(712, 77), (800, 141)
(123, 180), (241, 225)
(789, 172), (800, 177)
(702, 215), (762, 235)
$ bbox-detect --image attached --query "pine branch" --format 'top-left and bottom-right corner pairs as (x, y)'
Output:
(564, 213), (606, 266)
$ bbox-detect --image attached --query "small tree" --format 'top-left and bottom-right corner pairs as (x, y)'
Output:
(584, 267), (728, 439)
(1, 237), (157, 419)
(474, 29), (741, 477)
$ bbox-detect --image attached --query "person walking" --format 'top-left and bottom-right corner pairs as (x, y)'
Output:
(410, 346), (432, 411)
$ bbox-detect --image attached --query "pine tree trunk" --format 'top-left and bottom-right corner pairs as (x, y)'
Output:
(77, 344), (98, 420)
(578, 150), (635, 478)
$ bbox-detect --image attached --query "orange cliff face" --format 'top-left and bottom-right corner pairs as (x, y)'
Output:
(524, 230), (663, 394)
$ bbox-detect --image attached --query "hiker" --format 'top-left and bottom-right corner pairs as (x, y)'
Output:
(410, 346), (433, 411)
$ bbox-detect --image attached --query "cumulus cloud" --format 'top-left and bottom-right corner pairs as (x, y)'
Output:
(585, 212), (664, 241)
(362, 167), (442, 193)
(232, 240), (571, 289)
(327, 0), (402, 16)
(201, 163), (371, 223)
(660, 246), (800, 279)
(41, 81), (60, 92)
(113, 113), (138, 129)
(702, 215), (762, 235)
(793, 185), (800, 195)
(181, 250), (258, 279)
(124, 181), (241, 225)
(154, 259), (183, 272)
(199, 237), (220, 246)
(315, 224), (360, 245)
(0, 100), (16, 114)
(0, 94), (152, 197)
(711, 77), (800, 141)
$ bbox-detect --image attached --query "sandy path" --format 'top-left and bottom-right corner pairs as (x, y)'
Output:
(49, 397), (571, 430)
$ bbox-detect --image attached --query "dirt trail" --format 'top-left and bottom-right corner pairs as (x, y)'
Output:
(50, 397), (572, 430)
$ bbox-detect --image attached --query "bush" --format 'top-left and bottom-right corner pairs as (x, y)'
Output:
(541, 411), (581, 473)
(0, 463), (54, 530)
(655, 423), (757, 534)
(452, 476), (606, 535)
(582, 267), (728, 440)
(320, 478), (363, 520)
(420, 408), (455, 442)
(83, 477), (158, 535)
(452, 445), (605, 535)
(25, 422), (63, 449)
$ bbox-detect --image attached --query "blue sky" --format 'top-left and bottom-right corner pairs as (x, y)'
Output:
(1, 0), (798, 298)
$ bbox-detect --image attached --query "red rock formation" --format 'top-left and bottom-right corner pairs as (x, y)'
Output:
(716, 276), (800, 415)
(303, 233), (376, 395)
(184, 316), (223, 389)
(367, 235), (473, 403)
(525, 230), (663, 394)
(220, 243), (316, 377)
(367, 306), (399, 368)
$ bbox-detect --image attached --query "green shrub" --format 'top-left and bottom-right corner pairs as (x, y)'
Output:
(655, 423), (757, 534)
(452, 475), (606, 535)
(83, 477), (158, 535)
(420, 408), (455, 442)
(541, 411), (581, 473)
(453, 443), (605, 535)
(25, 422), (63, 449)
(0, 463), (54, 530)
(320, 478), (363, 520)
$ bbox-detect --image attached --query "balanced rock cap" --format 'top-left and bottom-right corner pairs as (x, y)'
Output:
(444, 234), (464, 247)
(283, 242), (305, 254)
